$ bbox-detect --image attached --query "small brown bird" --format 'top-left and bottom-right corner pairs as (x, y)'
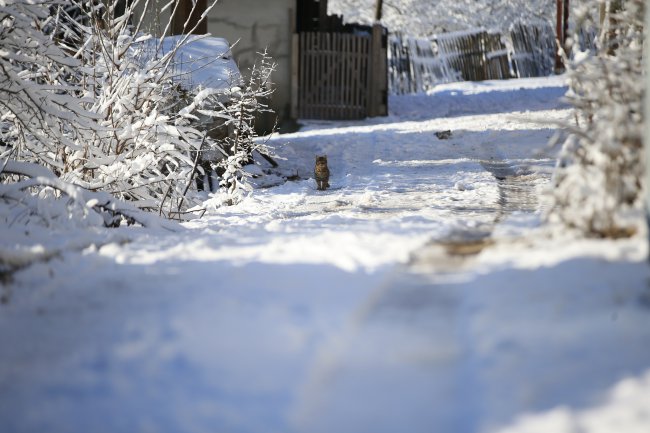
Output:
(314, 155), (330, 191)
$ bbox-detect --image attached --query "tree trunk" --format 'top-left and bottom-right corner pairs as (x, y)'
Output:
(171, 0), (208, 35)
(555, 0), (565, 72)
(375, 0), (383, 21)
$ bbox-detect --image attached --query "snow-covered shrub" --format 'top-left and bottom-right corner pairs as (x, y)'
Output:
(546, 0), (644, 238)
(163, 46), (277, 208)
(211, 50), (277, 205)
(62, 0), (230, 218)
(2, 0), (277, 224)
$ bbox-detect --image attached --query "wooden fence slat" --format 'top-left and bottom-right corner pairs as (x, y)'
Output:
(311, 32), (317, 118)
(339, 33), (346, 118)
(299, 33), (305, 117)
(352, 35), (358, 116)
(341, 34), (347, 117)
(350, 35), (356, 116)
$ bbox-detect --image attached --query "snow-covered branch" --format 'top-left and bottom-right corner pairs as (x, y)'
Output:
(1, 159), (182, 231)
(0, 0), (97, 152)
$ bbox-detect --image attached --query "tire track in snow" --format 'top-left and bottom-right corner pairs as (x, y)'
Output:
(410, 157), (554, 270)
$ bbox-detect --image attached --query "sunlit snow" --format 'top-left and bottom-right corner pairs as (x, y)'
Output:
(1, 76), (649, 433)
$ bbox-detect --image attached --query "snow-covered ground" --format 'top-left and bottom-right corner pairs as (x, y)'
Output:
(1, 76), (649, 433)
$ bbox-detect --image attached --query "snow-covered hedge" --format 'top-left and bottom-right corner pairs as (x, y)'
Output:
(547, 0), (644, 238)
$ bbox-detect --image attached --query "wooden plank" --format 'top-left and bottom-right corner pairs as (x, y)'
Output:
(307, 32), (313, 118)
(338, 33), (346, 119)
(367, 24), (379, 116)
(343, 34), (349, 118)
(317, 33), (322, 117)
(309, 32), (317, 118)
(361, 35), (370, 117)
(301, 32), (308, 118)
(347, 34), (355, 117)
(302, 32), (307, 118)
(344, 33), (353, 118)
(326, 32), (331, 118)
(355, 35), (363, 118)
(349, 34), (355, 118)
(308, 32), (315, 118)
(343, 33), (350, 118)
(322, 32), (329, 118)
(338, 33), (344, 118)
(316, 32), (323, 119)
(330, 32), (337, 119)
(291, 33), (299, 119)
(335, 34), (341, 118)
(378, 32), (387, 115)
(322, 32), (328, 119)
(305, 32), (312, 118)
(344, 33), (351, 118)
(353, 34), (361, 118)
(321, 32), (326, 117)
(330, 33), (335, 118)
(323, 32), (329, 119)
(319, 32), (324, 117)
(345, 33), (352, 118)
(348, 34), (355, 117)
(298, 32), (305, 117)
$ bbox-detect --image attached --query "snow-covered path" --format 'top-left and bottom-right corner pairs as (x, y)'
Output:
(2, 76), (650, 433)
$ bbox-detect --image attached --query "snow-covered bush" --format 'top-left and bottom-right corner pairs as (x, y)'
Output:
(211, 50), (277, 205)
(546, 0), (644, 238)
(2, 0), (277, 225)
(63, 0), (244, 218)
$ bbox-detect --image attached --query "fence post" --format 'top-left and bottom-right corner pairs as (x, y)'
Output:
(555, 0), (567, 72)
(367, 24), (387, 117)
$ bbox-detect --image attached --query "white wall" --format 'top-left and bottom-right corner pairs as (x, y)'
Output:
(132, 0), (172, 36)
(207, 0), (295, 131)
(133, 0), (296, 131)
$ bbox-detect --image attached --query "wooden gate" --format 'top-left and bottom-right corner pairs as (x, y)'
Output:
(296, 32), (371, 120)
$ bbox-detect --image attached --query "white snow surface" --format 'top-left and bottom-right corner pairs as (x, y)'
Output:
(2, 75), (650, 433)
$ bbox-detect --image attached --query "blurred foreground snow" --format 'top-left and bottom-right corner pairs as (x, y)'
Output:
(1, 76), (649, 433)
